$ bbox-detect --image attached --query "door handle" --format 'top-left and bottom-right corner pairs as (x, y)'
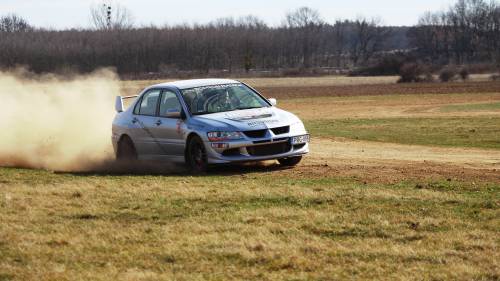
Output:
(132, 117), (138, 124)
(155, 120), (162, 126)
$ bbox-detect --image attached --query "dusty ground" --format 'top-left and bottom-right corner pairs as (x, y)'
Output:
(309, 138), (500, 169)
(278, 85), (500, 185)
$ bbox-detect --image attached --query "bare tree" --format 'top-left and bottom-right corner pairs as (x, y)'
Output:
(0, 8), (415, 76)
(411, 0), (500, 65)
(285, 7), (324, 69)
(285, 7), (323, 28)
(237, 15), (267, 29)
(90, 2), (134, 30)
(332, 20), (347, 67)
(411, 12), (447, 62)
(349, 17), (389, 66)
(0, 14), (32, 32)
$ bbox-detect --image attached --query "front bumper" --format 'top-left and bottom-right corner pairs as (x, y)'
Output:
(205, 136), (309, 164)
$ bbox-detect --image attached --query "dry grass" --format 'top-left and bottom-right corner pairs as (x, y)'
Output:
(1, 166), (498, 281)
(280, 93), (500, 120)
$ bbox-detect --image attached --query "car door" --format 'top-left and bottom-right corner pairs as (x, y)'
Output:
(129, 88), (163, 156)
(150, 89), (186, 157)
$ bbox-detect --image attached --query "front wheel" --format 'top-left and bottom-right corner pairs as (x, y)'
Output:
(278, 156), (302, 167)
(186, 136), (208, 173)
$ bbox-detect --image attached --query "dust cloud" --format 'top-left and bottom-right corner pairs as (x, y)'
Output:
(0, 68), (120, 171)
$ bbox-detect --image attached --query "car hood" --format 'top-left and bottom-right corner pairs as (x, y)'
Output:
(191, 107), (300, 131)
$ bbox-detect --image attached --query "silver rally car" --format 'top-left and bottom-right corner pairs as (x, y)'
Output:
(112, 79), (310, 172)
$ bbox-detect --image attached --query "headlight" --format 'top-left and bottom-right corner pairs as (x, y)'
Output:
(290, 122), (306, 133)
(207, 131), (243, 142)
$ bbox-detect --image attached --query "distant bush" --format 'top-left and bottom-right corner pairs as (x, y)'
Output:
(439, 67), (457, 82)
(465, 63), (497, 74)
(349, 55), (407, 76)
(459, 68), (470, 80)
(397, 63), (432, 83)
(280, 68), (303, 77)
(423, 72), (435, 83)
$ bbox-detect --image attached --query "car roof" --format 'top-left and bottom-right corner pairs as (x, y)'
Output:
(151, 79), (241, 90)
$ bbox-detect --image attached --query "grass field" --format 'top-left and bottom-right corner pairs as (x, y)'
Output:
(1, 167), (498, 280)
(440, 102), (500, 112)
(306, 117), (500, 149)
(1, 76), (499, 280)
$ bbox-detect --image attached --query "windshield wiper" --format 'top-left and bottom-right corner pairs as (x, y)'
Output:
(236, 106), (263, 110)
(192, 111), (211, 116)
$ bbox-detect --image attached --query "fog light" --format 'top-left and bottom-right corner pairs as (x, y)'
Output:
(211, 143), (229, 149)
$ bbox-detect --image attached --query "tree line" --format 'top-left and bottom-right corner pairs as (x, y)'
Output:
(409, 0), (500, 65)
(0, 0), (498, 77)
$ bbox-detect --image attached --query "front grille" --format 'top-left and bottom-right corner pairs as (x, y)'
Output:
(271, 126), (290, 135)
(253, 139), (271, 144)
(243, 129), (267, 138)
(222, 148), (241, 156)
(247, 142), (291, 156)
(274, 137), (289, 142)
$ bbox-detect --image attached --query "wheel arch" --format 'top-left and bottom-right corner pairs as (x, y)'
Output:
(116, 134), (137, 159)
(118, 133), (135, 146)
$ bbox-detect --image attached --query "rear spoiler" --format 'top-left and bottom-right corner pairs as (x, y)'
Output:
(115, 95), (139, 113)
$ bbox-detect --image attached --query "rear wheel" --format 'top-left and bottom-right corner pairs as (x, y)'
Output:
(186, 136), (208, 173)
(278, 156), (302, 167)
(117, 136), (137, 161)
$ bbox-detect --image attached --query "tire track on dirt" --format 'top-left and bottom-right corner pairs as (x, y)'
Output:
(309, 137), (500, 170)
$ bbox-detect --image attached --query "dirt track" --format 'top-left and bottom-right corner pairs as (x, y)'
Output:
(286, 138), (500, 185)
(310, 137), (500, 169)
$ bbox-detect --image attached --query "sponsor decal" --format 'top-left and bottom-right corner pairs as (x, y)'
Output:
(192, 84), (240, 92)
(247, 119), (280, 127)
(225, 109), (274, 121)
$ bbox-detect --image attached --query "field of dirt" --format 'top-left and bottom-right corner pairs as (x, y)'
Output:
(282, 83), (499, 185)
(256, 81), (500, 99)
(119, 75), (500, 97)
(281, 92), (500, 119)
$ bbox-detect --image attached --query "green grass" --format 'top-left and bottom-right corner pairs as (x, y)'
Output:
(306, 117), (500, 149)
(0, 167), (499, 280)
(440, 102), (500, 112)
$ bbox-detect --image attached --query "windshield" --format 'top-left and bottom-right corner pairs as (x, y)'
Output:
(181, 83), (270, 115)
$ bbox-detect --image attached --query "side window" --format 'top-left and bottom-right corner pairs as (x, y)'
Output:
(159, 90), (182, 117)
(136, 89), (160, 116)
(133, 99), (141, 114)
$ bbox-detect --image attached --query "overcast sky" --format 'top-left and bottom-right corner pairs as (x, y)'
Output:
(2, 0), (457, 29)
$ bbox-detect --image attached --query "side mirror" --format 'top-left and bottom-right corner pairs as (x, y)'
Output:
(115, 96), (124, 113)
(269, 98), (277, 106)
(165, 108), (182, 118)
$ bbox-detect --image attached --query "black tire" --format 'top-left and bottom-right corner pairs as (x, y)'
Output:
(117, 136), (137, 161)
(278, 156), (302, 167)
(186, 136), (208, 173)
